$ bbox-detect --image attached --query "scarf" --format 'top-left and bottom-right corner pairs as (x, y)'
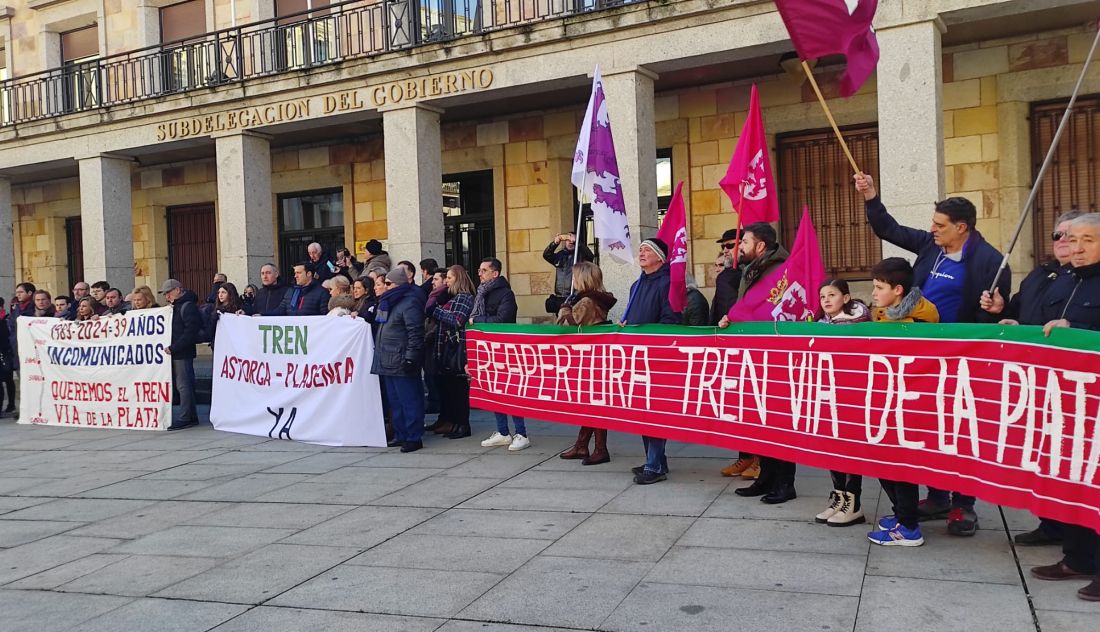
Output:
(471, 276), (504, 320)
(376, 283), (415, 324)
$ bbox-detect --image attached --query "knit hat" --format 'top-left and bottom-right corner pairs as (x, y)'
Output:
(639, 238), (669, 263)
(366, 239), (384, 255)
(385, 268), (408, 285)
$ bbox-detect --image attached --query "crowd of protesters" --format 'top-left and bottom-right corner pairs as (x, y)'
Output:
(3, 182), (1100, 602)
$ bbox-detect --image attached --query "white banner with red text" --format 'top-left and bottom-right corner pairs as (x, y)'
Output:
(209, 313), (386, 447)
(17, 308), (174, 431)
(468, 322), (1100, 531)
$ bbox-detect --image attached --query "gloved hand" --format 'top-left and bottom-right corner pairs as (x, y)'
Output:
(402, 359), (417, 374)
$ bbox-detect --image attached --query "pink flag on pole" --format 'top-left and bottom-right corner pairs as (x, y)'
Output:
(773, 0), (880, 97)
(656, 181), (688, 312)
(726, 207), (826, 323)
(719, 85), (779, 227)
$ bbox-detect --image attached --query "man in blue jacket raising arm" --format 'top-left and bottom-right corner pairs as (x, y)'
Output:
(855, 173), (1011, 537)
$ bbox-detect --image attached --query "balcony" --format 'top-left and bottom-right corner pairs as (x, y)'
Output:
(0, 0), (631, 127)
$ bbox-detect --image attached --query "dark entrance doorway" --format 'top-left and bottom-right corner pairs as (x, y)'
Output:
(65, 217), (84, 290)
(167, 203), (218, 301)
(443, 170), (494, 274)
(278, 188), (345, 272)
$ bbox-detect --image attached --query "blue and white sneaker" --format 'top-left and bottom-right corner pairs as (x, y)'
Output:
(868, 524), (924, 547)
(876, 515), (898, 531)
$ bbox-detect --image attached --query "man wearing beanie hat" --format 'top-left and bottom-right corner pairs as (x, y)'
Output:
(372, 266), (427, 452)
(622, 237), (682, 484)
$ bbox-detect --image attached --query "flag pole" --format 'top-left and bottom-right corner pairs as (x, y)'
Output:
(988, 23), (1100, 293)
(801, 61), (861, 175)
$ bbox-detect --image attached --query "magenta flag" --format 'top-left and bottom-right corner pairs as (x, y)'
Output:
(774, 0), (880, 97)
(656, 181), (688, 312)
(726, 207), (825, 323)
(719, 85), (779, 226)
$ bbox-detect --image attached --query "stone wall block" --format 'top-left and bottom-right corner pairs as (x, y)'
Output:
(1009, 37), (1069, 72)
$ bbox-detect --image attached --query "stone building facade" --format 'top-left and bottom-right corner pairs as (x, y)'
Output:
(0, 0), (1098, 321)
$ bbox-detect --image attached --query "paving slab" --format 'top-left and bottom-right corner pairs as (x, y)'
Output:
(1035, 608), (1100, 629)
(177, 473), (313, 502)
(259, 452), (371, 473)
(284, 505), (443, 548)
(543, 514), (694, 562)
(209, 606), (445, 632)
(601, 580), (859, 632)
(356, 451), (475, 470)
(0, 519), (81, 547)
(498, 470), (634, 491)
(702, 475), (852, 521)
(648, 545), (865, 596)
(458, 485), (623, 513)
(1, 498), (154, 522)
(66, 500), (224, 539)
(271, 564), (504, 618)
(437, 623), (577, 632)
(6, 553), (130, 590)
(183, 502), (354, 530)
(0, 535), (124, 585)
(57, 554), (222, 596)
(77, 477), (224, 500)
(109, 525), (299, 558)
(0, 476), (66, 494)
(678, 516), (871, 554)
(0, 496), (51, 515)
(347, 533), (549, 574)
(0, 588), (133, 632)
(866, 527), (1020, 584)
(136, 463), (260, 480)
(408, 508), (589, 541)
(369, 476), (501, 508)
(154, 543), (360, 604)
(854, 576), (1035, 632)
(73, 597), (250, 632)
(460, 555), (652, 628)
(438, 453), (548, 479)
(598, 481), (728, 517)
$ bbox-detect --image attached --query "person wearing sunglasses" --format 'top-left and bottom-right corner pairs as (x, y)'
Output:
(709, 228), (743, 327)
(979, 209), (1081, 548)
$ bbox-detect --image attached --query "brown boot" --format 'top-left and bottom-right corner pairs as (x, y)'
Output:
(582, 429), (610, 465)
(560, 427), (594, 459)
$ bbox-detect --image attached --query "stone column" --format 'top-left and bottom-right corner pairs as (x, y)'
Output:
(382, 104), (445, 266)
(78, 154), (135, 289)
(875, 19), (946, 260)
(0, 177), (13, 300)
(600, 67), (658, 321)
(215, 131), (274, 286)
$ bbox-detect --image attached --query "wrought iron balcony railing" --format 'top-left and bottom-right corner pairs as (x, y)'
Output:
(0, 0), (626, 128)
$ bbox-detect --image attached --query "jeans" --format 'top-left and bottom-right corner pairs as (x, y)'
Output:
(1062, 524), (1100, 575)
(881, 479), (920, 529)
(384, 375), (425, 444)
(642, 436), (668, 474)
(926, 487), (975, 509)
(495, 412), (526, 436)
(172, 358), (197, 423)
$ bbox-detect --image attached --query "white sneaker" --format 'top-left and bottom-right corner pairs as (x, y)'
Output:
(481, 432), (513, 447)
(508, 434), (531, 451)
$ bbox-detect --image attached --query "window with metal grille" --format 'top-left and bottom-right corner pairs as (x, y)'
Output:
(1031, 95), (1100, 264)
(776, 125), (881, 279)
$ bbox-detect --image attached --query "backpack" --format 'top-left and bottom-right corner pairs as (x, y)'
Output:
(196, 303), (217, 343)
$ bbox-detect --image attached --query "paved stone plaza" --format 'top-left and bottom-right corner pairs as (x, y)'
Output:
(0, 410), (1094, 631)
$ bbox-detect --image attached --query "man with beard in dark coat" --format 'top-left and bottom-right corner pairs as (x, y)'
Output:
(160, 279), (202, 430)
(267, 263), (328, 316)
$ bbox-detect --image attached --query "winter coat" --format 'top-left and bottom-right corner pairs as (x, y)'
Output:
(371, 283), (426, 377)
(169, 290), (202, 360)
(710, 265), (742, 325)
(683, 288), (710, 326)
(268, 281), (329, 316)
(364, 253), (392, 273)
(1037, 261), (1100, 330)
(1002, 261), (1071, 325)
(543, 240), (596, 297)
(251, 281), (286, 316)
(820, 300), (871, 324)
(471, 277), (518, 324)
(872, 288), (940, 323)
(557, 291), (616, 326)
(432, 293), (475, 374)
(311, 250), (338, 282)
(866, 196), (1009, 323)
(623, 264), (681, 325)
(7, 299), (33, 357)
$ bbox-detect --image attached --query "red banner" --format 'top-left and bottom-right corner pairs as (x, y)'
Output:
(467, 322), (1100, 531)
